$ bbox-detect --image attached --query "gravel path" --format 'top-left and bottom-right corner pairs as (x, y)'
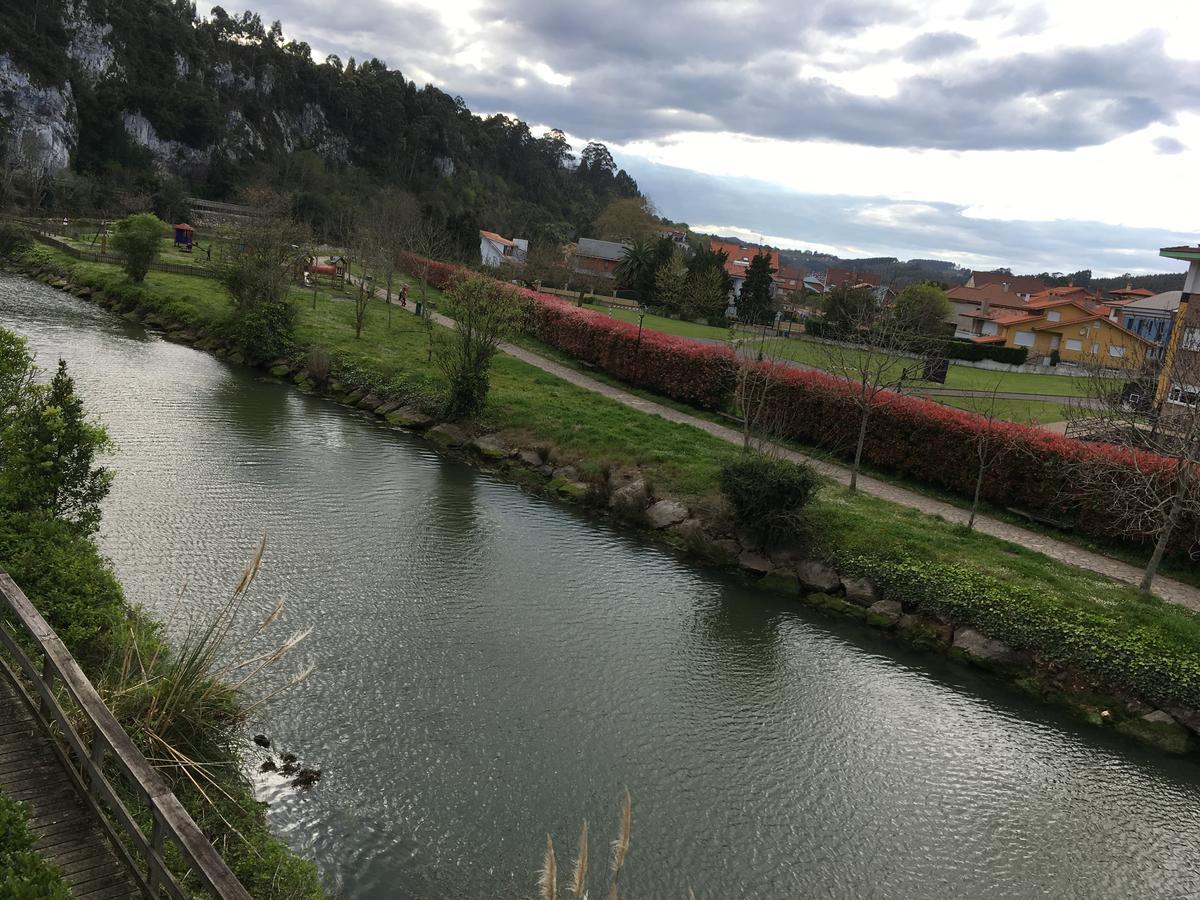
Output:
(378, 278), (1200, 610)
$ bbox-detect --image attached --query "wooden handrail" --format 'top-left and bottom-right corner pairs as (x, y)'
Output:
(0, 572), (252, 900)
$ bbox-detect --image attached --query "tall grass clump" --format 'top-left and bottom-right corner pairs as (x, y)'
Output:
(539, 789), (645, 900)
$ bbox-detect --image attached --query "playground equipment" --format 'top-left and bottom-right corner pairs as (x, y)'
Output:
(173, 223), (194, 252)
(305, 254), (347, 288)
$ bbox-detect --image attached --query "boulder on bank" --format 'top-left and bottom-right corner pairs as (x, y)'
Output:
(385, 406), (434, 430)
(645, 498), (689, 529)
(866, 599), (903, 628)
(843, 577), (879, 608)
(374, 399), (404, 416)
(427, 423), (468, 448)
(795, 560), (841, 594)
(1115, 710), (1195, 754)
(609, 478), (649, 515)
(898, 614), (953, 648)
(470, 435), (509, 460)
(737, 551), (772, 574)
(951, 627), (1027, 668)
(357, 393), (383, 410)
(517, 449), (543, 468)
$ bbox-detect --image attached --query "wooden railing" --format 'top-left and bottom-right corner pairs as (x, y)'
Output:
(0, 573), (251, 900)
(30, 231), (220, 279)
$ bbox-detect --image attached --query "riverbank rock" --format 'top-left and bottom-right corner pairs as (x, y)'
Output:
(737, 551), (772, 574)
(386, 406), (434, 430)
(646, 498), (689, 529)
(669, 517), (706, 545)
(952, 627), (1026, 668)
(357, 393), (383, 410)
(428, 423), (468, 448)
(470, 435), (509, 460)
(795, 560), (841, 594)
(517, 449), (543, 468)
(609, 478), (649, 514)
(842, 577), (879, 608)
(866, 599), (903, 629)
(898, 614), (953, 648)
(1115, 710), (1195, 754)
(374, 399), (404, 416)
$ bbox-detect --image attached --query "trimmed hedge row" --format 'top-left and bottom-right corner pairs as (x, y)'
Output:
(756, 362), (1193, 550)
(398, 252), (1192, 551)
(398, 253), (738, 409)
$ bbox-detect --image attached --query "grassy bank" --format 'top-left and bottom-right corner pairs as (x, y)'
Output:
(14, 245), (1200, 751)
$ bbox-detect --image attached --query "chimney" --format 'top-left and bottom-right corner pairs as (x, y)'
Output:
(1002, 281), (1009, 293)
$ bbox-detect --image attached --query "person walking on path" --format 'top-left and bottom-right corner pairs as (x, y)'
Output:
(399, 284), (408, 308)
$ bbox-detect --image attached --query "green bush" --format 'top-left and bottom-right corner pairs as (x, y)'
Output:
(719, 452), (818, 548)
(234, 300), (296, 364)
(0, 223), (32, 261)
(0, 791), (72, 899)
(110, 213), (164, 282)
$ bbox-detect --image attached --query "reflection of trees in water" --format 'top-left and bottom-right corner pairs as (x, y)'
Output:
(686, 587), (787, 695)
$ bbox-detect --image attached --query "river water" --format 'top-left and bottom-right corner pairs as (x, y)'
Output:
(5, 274), (1200, 899)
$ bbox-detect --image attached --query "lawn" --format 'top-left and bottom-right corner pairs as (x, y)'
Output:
(578, 304), (1091, 398)
(926, 395), (1069, 423)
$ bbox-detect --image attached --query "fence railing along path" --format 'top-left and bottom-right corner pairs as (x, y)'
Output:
(30, 231), (220, 279)
(0, 573), (251, 899)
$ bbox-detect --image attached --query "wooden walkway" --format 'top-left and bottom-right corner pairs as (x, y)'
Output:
(0, 677), (141, 900)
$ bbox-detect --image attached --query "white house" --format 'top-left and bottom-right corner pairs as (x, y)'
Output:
(479, 230), (528, 268)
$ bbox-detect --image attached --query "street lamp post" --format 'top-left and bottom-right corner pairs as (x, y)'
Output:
(634, 305), (647, 382)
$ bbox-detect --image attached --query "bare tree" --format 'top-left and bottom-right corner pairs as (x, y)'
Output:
(1063, 337), (1200, 593)
(814, 292), (933, 490)
(435, 274), (524, 418)
(365, 190), (420, 329)
(402, 216), (452, 307)
(730, 321), (789, 453)
(958, 378), (1018, 530)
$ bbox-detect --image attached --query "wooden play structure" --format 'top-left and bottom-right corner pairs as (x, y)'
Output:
(173, 223), (194, 252)
(305, 254), (347, 289)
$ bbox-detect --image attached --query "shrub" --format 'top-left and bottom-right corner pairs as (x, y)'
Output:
(436, 274), (524, 419)
(305, 346), (331, 384)
(234, 300), (296, 364)
(0, 222), (32, 261)
(110, 213), (164, 282)
(720, 453), (819, 548)
(0, 792), (72, 899)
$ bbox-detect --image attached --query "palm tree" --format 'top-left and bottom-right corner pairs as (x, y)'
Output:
(614, 239), (655, 299)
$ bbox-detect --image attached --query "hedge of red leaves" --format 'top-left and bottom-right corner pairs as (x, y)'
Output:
(754, 361), (1195, 550)
(398, 252), (1193, 550)
(398, 252), (737, 408)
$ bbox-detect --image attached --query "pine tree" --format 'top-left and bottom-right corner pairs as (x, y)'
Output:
(737, 252), (776, 325)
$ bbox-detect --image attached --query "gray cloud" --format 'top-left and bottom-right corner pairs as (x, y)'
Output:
(630, 160), (1192, 276)
(1154, 136), (1187, 154)
(250, 1), (1194, 152)
(901, 31), (977, 61)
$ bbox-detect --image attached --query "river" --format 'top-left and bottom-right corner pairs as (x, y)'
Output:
(5, 274), (1200, 899)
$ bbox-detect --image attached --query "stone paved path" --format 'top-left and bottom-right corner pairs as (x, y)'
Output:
(377, 276), (1200, 611)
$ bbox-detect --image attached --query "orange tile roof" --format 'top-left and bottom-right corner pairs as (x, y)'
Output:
(480, 229), (514, 246)
(946, 284), (1031, 310)
(709, 240), (780, 275)
(971, 335), (1008, 344)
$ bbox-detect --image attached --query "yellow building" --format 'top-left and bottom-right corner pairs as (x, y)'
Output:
(965, 292), (1153, 367)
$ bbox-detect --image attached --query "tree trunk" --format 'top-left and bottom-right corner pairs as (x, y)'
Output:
(850, 407), (869, 492)
(1140, 481), (1187, 594)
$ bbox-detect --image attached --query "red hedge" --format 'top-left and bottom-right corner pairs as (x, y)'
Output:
(398, 253), (737, 408)
(754, 362), (1194, 551)
(398, 253), (1193, 551)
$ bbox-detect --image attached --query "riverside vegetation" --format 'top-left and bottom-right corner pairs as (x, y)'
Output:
(0, 297), (326, 892)
(8, 231), (1200, 766)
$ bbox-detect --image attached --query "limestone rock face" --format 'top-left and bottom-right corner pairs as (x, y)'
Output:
(795, 560), (841, 594)
(645, 499), (689, 529)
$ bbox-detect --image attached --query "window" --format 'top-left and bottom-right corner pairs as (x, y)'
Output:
(1168, 383), (1200, 406)
(1065, 338), (1083, 351)
(1182, 327), (1200, 351)
(1109, 345), (1126, 358)
(1047, 310), (1061, 322)
(1014, 331), (1035, 347)
(1092, 342), (1100, 354)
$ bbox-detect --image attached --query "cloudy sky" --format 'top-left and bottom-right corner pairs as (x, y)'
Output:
(205, 0), (1199, 275)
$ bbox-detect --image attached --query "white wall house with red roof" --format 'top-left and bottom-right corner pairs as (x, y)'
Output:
(479, 230), (528, 268)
